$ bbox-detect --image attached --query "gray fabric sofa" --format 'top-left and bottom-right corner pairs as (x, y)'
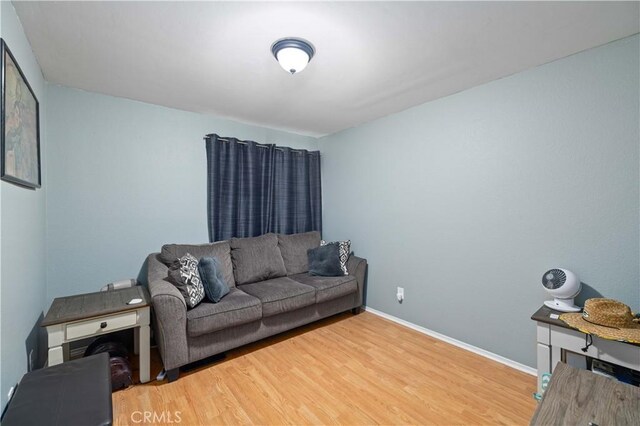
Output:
(146, 231), (367, 381)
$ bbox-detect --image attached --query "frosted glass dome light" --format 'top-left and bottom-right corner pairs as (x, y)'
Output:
(271, 38), (315, 75)
(276, 47), (310, 74)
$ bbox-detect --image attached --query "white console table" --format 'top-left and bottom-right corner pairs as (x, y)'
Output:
(532, 305), (640, 394)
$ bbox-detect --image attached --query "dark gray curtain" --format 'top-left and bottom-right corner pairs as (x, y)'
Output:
(205, 134), (322, 242)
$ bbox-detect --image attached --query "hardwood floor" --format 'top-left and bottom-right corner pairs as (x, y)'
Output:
(113, 312), (537, 425)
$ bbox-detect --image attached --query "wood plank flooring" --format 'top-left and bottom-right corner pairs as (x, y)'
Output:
(113, 312), (537, 425)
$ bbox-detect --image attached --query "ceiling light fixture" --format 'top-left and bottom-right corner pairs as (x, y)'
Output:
(271, 38), (315, 75)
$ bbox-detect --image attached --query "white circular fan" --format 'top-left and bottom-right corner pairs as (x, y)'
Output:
(541, 268), (581, 312)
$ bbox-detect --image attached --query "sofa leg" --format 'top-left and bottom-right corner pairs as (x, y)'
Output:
(166, 368), (180, 382)
(351, 306), (362, 315)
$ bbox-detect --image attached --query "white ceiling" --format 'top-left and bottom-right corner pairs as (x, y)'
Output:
(13, 1), (640, 137)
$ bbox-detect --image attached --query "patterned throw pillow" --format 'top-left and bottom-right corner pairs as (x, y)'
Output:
(168, 253), (205, 308)
(320, 240), (351, 275)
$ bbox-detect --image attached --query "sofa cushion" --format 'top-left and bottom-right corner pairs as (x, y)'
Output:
(289, 273), (357, 304)
(240, 277), (315, 317)
(230, 233), (287, 285)
(277, 231), (321, 275)
(186, 288), (261, 337)
(160, 241), (235, 287)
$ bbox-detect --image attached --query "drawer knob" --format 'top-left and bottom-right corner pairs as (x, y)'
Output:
(100, 322), (107, 329)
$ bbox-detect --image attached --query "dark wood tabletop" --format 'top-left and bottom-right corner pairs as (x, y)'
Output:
(531, 305), (573, 328)
(532, 305), (640, 347)
(42, 286), (150, 327)
(530, 362), (640, 425)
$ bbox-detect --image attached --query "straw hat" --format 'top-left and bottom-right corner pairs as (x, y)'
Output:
(560, 298), (640, 344)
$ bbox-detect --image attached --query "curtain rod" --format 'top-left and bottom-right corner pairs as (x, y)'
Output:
(203, 136), (316, 154)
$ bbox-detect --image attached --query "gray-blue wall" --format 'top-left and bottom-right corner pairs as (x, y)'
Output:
(0, 1), (48, 409)
(1, 7), (637, 411)
(45, 85), (317, 300)
(319, 35), (639, 368)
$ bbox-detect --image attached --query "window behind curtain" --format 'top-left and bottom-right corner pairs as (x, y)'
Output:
(205, 134), (322, 242)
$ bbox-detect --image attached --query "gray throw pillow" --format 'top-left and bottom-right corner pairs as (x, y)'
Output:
(167, 253), (205, 308)
(230, 233), (287, 285)
(321, 240), (351, 275)
(307, 244), (343, 277)
(198, 257), (230, 303)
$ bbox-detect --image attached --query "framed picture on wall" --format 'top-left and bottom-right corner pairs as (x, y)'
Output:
(1, 38), (41, 189)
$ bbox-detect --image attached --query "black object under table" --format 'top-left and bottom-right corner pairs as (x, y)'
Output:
(2, 352), (112, 426)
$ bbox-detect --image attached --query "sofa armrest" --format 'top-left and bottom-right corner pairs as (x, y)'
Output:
(347, 255), (367, 308)
(148, 278), (189, 370)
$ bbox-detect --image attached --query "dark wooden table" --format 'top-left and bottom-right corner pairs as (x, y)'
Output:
(530, 305), (573, 329)
(531, 305), (640, 395)
(531, 362), (640, 425)
(42, 286), (150, 326)
(42, 286), (152, 383)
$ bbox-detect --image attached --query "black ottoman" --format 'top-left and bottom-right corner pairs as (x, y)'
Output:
(2, 353), (112, 426)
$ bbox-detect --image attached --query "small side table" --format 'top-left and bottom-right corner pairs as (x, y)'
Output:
(531, 305), (640, 395)
(42, 286), (151, 383)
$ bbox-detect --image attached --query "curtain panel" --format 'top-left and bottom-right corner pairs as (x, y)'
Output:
(205, 134), (322, 242)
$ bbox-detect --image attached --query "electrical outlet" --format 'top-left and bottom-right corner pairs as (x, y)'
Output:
(396, 286), (405, 303)
(28, 349), (34, 372)
(7, 386), (15, 401)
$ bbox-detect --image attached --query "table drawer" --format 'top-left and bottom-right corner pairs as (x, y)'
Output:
(66, 311), (138, 340)
(550, 324), (640, 371)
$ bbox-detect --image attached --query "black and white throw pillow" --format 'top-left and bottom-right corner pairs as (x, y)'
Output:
(320, 240), (351, 275)
(168, 253), (205, 308)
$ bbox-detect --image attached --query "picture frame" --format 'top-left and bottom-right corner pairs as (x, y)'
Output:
(1, 38), (41, 189)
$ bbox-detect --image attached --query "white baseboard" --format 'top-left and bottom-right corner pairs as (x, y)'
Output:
(364, 306), (537, 376)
